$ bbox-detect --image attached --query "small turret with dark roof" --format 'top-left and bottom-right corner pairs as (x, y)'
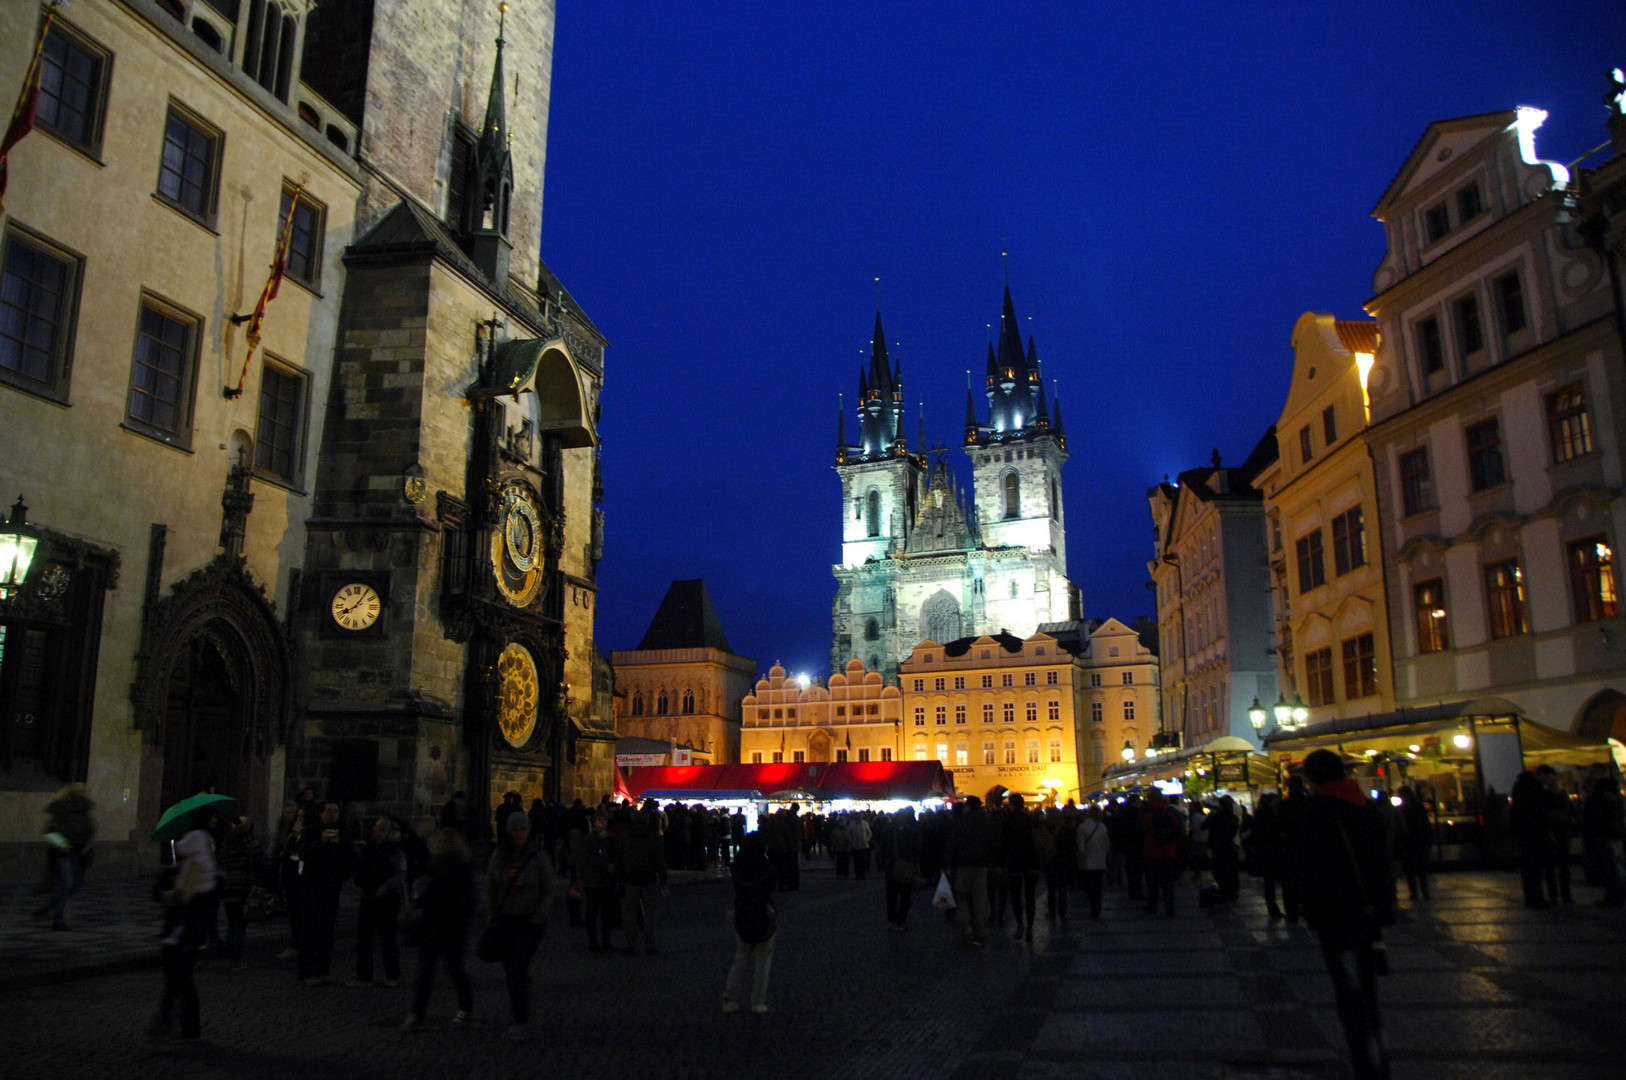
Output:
(839, 309), (910, 463)
(965, 283), (1060, 447)
(465, 3), (515, 284)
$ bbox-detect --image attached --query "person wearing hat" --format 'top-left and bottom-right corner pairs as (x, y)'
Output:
(1294, 749), (1394, 1080)
(485, 810), (555, 1041)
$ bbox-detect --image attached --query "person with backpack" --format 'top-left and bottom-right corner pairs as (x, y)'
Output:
(722, 832), (777, 1014)
(1293, 749), (1395, 1080)
(1142, 792), (1184, 916)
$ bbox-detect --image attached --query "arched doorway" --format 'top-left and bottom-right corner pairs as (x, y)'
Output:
(161, 632), (249, 809)
(808, 729), (832, 763)
(1577, 689), (1626, 742)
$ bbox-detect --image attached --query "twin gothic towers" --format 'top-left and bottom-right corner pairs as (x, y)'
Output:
(831, 284), (1081, 677)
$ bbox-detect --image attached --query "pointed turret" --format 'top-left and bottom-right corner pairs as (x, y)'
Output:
(836, 405), (847, 452)
(465, 4), (515, 284)
(868, 311), (892, 396)
(996, 283), (1025, 377)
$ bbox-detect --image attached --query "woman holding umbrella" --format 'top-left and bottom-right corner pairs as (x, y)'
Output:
(148, 800), (226, 1042)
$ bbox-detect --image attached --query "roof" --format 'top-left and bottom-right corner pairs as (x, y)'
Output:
(617, 761), (955, 802)
(635, 579), (735, 652)
(941, 630), (1026, 658)
(1334, 321), (1379, 354)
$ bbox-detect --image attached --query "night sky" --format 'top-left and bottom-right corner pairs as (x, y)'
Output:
(538, 1), (1622, 680)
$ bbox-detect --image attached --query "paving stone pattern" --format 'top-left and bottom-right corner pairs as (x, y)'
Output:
(2, 865), (1624, 1079)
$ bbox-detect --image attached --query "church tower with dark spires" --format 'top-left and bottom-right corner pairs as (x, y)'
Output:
(832, 280), (1078, 679)
(465, 3), (515, 284)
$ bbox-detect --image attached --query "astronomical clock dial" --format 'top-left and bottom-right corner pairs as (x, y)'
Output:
(496, 643), (539, 748)
(491, 483), (545, 607)
(330, 582), (382, 630)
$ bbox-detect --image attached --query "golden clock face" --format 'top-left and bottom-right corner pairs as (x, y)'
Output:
(491, 484), (544, 607)
(330, 582), (381, 631)
(496, 643), (539, 748)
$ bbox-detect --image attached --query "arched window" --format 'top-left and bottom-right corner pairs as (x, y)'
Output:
(243, 1), (300, 102)
(864, 618), (879, 641)
(868, 654), (880, 673)
(682, 690), (695, 714)
(631, 692), (644, 716)
(919, 590), (962, 645)
(1050, 479), (1058, 521)
(865, 489), (881, 537)
(657, 690), (669, 715)
(1003, 472), (1020, 518)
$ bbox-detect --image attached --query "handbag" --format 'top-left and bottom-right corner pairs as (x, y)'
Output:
(931, 871), (956, 910)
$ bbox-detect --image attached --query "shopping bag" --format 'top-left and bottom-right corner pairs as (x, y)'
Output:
(931, 871), (956, 910)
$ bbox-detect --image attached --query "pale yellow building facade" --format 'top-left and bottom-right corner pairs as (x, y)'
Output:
(741, 659), (903, 766)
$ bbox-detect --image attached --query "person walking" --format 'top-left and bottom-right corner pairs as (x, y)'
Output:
(1001, 795), (1041, 940)
(573, 811), (621, 952)
(947, 796), (992, 945)
(41, 783), (95, 931)
(485, 812), (555, 1040)
(722, 832), (777, 1014)
(1395, 786), (1433, 902)
(402, 828), (476, 1031)
(217, 815), (266, 967)
(148, 807), (220, 1043)
(620, 809), (666, 955)
(1510, 770), (1552, 909)
(1076, 804), (1109, 919)
(1536, 765), (1575, 904)
(1141, 792), (1183, 916)
(1208, 796), (1241, 903)
(882, 807), (922, 930)
(272, 804), (305, 960)
(1293, 750), (1394, 1080)
(1582, 764), (1626, 907)
(352, 815), (407, 987)
(297, 799), (354, 985)
(1252, 793), (1286, 918)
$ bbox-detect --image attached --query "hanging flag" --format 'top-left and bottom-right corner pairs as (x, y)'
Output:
(0, 2), (59, 213)
(225, 186), (302, 398)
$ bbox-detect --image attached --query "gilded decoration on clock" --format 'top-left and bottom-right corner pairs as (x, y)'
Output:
(490, 482), (544, 607)
(496, 642), (539, 748)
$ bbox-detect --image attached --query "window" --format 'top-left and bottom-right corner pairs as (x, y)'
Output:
(953, 676), (964, 690)
(252, 361), (306, 483)
(1417, 317), (1444, 375)
(1305, 648), (1334, 706)
(1108, 646), (1120, 657)
(0, 228), (79, 399)
(912, 678), (923, 691)
(835, 705), (845, 717)
(758, 708), (768, 720)
(913, 707), (925, 726)
(1003, 742), (1016, 764)
(751, 752), (762, 764)
(1298, 425), (1313, 464)
(1023, 672), (1036, 686)
(1457, 183), (1483, 222)
(1027, 741), (1040, 764)
(1002, 702), (1014, 724)
(859, 748), (870, 762)
(1485, 560), (1527, 639)
(933, 677), (946, 691)
(1025, 703), (1037, 724)
(1045, 670), (1058, 685)
(1323, 405), (1337, 446)
(665, 694), (675, 714)
(935, 742), (947, 762)
(1496, 272), (1526, 334)
(242, 0), (299, 101)
(1001, 674), (1013, 688)
(1466, 419), (1506, 491)
(1091, 701), (1103, 723)
(867, 619), (881, 642)
(1122, 672), (1134, 685)
(1400, 448), (1435, 515)
(866, 704), (877, 715)
(1047, 700), (1060, 721)
(955, 744), (968, 766)
(981, 675), (993, 688)
(1089, 673), (1102, 688)
(1009, 581), (1019, 599)
(1296, 530), (1326, 593)
(1122, 700), (1135, 721)
(1331, 506), (1366, 576)
(632, 693), (644, 717)
(1049, 739), (1062, 764)
(1342, 633), (1378, 698)
(1547, 383), (1593, 463)
(683, 690), (695, 714)
(279, 187), (323, 289)
(771, 751), (783, 763)
(1003, 472), (1019, 518)
(1451, 294), (1484, 357)
(836, 749), (848, 762)
(1569, 537), (1619, 623)
(786, 708), (796, 718)
(983, 742), (995, 765)
(125, 296), (199, 445)
(935, 705), (946, 725)
(880, 747), (892, 762)
(37, 21), (109, 154)
(954, 705), (966, 724)
(793, 750), (804, 763)
(1415, 580), (1450, 653)
(865, 490), (880, 537)
(156, 106), (220, 222)
(1424, 204), (1451, 243)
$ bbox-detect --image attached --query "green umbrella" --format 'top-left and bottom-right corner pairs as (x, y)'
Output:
(151, 792), (236, 843)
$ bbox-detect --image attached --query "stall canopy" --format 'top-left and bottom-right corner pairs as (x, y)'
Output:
(617, 761), (954, 803)
(1263, 698), (1526, 753)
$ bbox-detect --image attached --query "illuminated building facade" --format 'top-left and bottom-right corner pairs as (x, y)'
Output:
(1254, 314), (1394, 729)
(612, 579), (755, 763)
(740, 659), (903, 766)
(831, 286), (1080, 679)
(1362, 103), (1626, 736)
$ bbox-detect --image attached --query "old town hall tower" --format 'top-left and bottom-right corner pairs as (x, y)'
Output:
(832, 284), (1079, 677)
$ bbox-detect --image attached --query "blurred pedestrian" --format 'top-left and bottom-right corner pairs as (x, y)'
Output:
(217, 815), (266, 967)
(620, 810), (666, 955)
(1208, 796), (1241, 903)
(40, 783), (95, 931)
(882, 807), (922, 930)
(1536, 765), (1575, 904)
(1141, 792), (1183, 916)
(485, 812), (555, 1040)
(148, 807), (220, 1043)
(1396, 786), (1432, 901)
(1582, 764), (1625, 907)
(572, 811), (621, 952)
(402, 828), (476, 1031)
(297, 799), (354, 984)
(1076, 804), (1108, 919)
(722, 832), (777, 1014)
(273, 805), (306, 960)
(1510, 771), (1552, 909)
(352, 815), (407, 987)
(947, 796), (992, 945)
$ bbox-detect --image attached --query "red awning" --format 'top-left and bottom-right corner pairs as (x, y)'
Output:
(617, 761), (954, 802)
(817, 761), (955, 801)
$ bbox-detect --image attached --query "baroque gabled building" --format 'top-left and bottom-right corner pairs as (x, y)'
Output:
(831, 285), (1080, 679)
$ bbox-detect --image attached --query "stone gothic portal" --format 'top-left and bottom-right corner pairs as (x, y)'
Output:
(920, 589), (962, 646)
(161, 635), (250, 810)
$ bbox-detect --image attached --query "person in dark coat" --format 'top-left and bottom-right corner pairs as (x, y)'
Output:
(1581, 764), (1625, 906)
(947, 797), (993, 944)
(1509, 770), (1552, 908)
(620, 810), (667, 955)
(217, 815), (266, 965)
(1207, 796), (1241, 903)
(1395, 786), (1432, 901)
(402, 828), (476, 1030)
(485, 813), (556, 1040)
(41, 784), (95, 931)
(297, 799), (354, 984)
(352, 815), (407, 986)
(1278, 775), (1309, 922)
(721, 832), (777, 1014)
(1001, 795), (1041, 940)
(1536, 765), (1575, 903)
(1141, 793), (1184, 916)
(881, 807), (923, 930)
(1252, 793), (1286, 918)
(1294, 750), (1394, 1080)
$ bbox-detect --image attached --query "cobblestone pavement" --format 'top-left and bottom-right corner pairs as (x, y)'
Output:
(3, 865), (1625, 1079)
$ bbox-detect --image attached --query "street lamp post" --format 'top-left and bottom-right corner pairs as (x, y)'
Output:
(0, 496), (40, 600)
(1121, 740), (1136, 763)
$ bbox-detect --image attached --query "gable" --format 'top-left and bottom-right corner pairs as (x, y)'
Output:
(1373, 111), (1514, 217)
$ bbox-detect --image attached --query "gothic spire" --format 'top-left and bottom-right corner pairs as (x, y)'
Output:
(996, 283), (1025, 376)
(479, 4), (509, 166)
(465, 3), (515, 283)
(868, 311), (891, 395)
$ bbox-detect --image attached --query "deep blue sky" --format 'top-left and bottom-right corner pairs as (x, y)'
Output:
(539, 2), (1622, 679)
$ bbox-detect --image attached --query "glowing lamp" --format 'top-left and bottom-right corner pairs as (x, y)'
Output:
(0, 496), (39, 599)
(1453, 733), (1472, 750)
(1120, 741), (1135, 762)
(1248, 697), (1267, 732)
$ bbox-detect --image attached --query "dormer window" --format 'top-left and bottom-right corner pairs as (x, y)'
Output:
(1424, 204), (1451, 244)
(1496, 272), (1526, 334)
(1456, 183), (1484, 222)
(1453, 294), (1483, 356)
(1417, 316), (1445, 375)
